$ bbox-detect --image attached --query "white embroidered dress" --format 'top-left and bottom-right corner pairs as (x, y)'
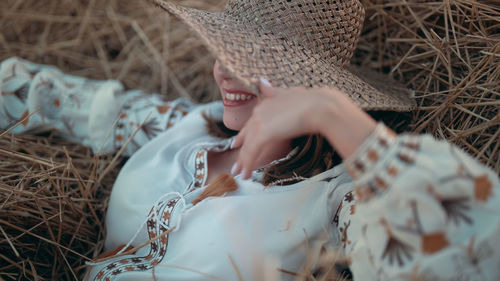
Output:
(1, 57), (500, 281)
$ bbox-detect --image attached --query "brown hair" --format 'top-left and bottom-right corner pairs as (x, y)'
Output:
(202, 111), (411, 186)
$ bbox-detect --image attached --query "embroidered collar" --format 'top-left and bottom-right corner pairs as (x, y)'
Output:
(190, 136), (298, 191)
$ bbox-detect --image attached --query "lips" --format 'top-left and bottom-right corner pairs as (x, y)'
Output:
(222, 88), (257, 106)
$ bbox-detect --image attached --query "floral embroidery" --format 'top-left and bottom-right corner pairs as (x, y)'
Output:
(343, 127), (500, 279)
(440, 197), (472, 226)
(349, 205), (355, 215)
(141, 117), (162, 140)
(112, 96), (193, 154)
(380, 218), (414, 267)
(193, 149), (207, 189)
(0, 59), (41, 128)
(332, 191), (355, 227)
(474, 174), (493, 202)
(381, 235), (414, 266)
(156, 105), (170, 114)
(188, 142), (233, 193)
(387, 165), (398, 176)
(94, 196), (181, 281)
(348, 127), (422, 203)
(166, 106), (189, 129)
(331, 201), (343, 226)
(344, 191), (354, 203)
(397, 152), (414, 164)
(339, 220), (352, 249)
(367, 149), (379, 161)
(353, 183), (377, 202)
(354, 160), (365, 174)
(421, 232), (449, 254)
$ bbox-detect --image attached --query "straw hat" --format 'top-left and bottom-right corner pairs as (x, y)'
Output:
(151, 0), (416, 111)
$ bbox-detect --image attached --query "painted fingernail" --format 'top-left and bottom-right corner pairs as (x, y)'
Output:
(259, 77), (272, 87)
(231, 162), (240, 175)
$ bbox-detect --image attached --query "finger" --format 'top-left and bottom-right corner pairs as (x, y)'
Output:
(241, 167), (251, 180)
(231, 126), (247, 150)
(231, 161), (242, 176)
(240, 152), (258, 180)
(258, 78), (275, 99)
(240, 143), (277, 180)
(238, 134), (264, 180)
(258, 77), (288, 98)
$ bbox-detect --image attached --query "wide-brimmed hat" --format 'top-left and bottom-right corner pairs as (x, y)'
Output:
(151, 0), (416, 111)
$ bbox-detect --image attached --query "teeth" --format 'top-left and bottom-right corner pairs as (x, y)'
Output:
(225, 92), (254, 101)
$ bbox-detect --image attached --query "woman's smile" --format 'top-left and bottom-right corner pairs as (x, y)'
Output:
(213, 60), (260, 130)
(222, 88), (257, 106)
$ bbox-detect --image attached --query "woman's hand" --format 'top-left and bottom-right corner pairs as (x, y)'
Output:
(231, 79), (379, 179)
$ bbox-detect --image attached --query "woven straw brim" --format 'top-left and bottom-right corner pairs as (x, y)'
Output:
(152, 0), (416, 111)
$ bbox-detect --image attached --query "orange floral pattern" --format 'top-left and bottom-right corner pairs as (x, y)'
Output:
(342, 124), (500, 280)
(0, 57), (48, 131)
(112, 95), (193, 156)
(4, 58), (500, 281)
(1, 58), (194, 156)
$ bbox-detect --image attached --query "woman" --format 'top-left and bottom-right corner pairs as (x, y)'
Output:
(1, 0), (499, 280)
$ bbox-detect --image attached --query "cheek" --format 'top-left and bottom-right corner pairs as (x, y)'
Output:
(213, 69), (219, 84)
(213, 62), (223, 86)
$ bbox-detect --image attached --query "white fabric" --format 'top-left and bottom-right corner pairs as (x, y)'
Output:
(87, 102), (349, 280)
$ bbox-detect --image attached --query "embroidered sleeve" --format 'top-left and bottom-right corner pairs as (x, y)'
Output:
(340, 123), (500, 281)
(96, 91), (195, 156)
(0, 57), (196, 156)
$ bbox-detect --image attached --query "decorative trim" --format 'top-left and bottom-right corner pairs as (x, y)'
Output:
(94, 196), (181, 281)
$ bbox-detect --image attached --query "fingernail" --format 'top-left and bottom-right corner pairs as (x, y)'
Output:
(259, 77), (271, 87)
(231, 162), (240, 175)
(241, 168), (250, 180)
(230, 138), (236, 149)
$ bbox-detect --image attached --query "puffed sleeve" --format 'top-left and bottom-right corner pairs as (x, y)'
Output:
(88, 88), (195, 156)
(338, 123), (500, 281)
(0, 57), (196, 156)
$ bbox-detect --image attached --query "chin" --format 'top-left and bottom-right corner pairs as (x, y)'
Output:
(222, 109), (250, 131)
(220, 95), (258, 131)
(223, 116), (245, 131)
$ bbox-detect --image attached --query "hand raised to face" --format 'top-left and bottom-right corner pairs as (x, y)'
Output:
(231, 79), (378, 180)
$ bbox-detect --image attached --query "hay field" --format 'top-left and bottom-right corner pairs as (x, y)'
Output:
(0, 0), (499, 280)
(354, 0), (499, 172)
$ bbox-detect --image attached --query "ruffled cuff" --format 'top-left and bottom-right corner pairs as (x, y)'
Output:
(344, 123), (397, 178)
(342, 122), (412, 202)
(87, 81), (126, 154)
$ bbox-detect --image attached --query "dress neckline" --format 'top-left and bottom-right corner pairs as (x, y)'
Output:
(188, 135), (307, 193)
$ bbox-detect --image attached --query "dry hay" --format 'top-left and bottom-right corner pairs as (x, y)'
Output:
(0, 0), (224, 279)
(0, 129), (120, 280)
(354, 0), (500, 172)
(0, 0), (499, 280)
(0, 0), (225, 103)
